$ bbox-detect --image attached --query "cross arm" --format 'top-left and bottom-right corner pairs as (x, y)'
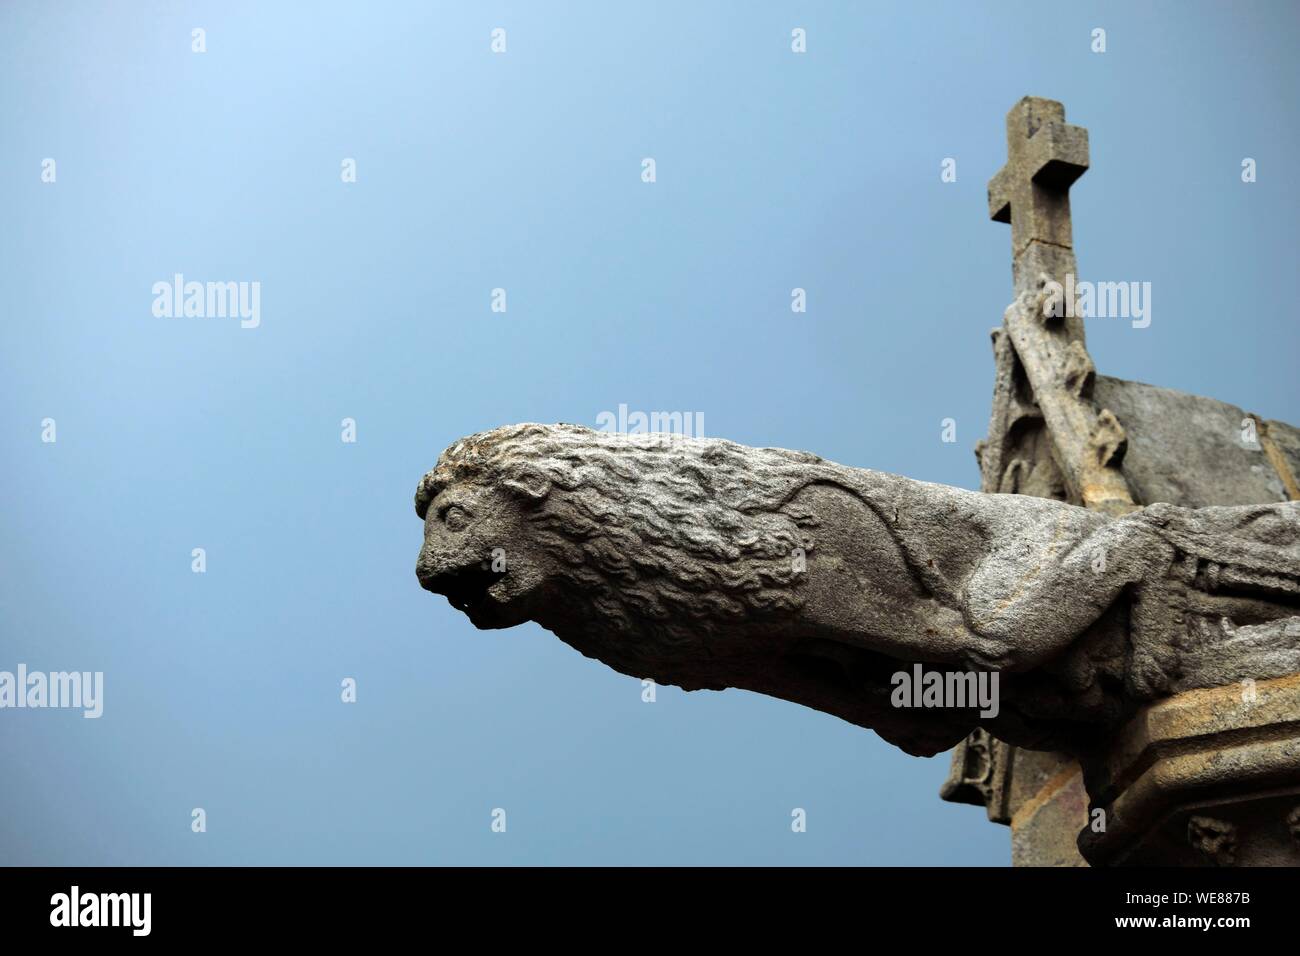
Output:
(1024, 120), (1089, 190)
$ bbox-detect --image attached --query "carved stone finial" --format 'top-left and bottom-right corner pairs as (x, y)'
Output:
(1286, 806), (1300, 848)
(1187, 815), (1238, 866)
(1088, 409), (1127, 469)
(1062, 340), (1096, 399)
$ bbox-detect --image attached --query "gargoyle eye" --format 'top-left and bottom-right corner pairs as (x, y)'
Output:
(442, 505), (471, 531)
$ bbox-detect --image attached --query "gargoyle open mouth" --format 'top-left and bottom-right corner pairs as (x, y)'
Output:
(420, 561), (501, 613)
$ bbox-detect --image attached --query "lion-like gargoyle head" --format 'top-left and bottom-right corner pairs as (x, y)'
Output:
(414, 428), (557, 632)
(415, 423), (815, 678)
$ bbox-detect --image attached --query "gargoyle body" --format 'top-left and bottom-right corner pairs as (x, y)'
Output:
(415, 424), (1300, 756)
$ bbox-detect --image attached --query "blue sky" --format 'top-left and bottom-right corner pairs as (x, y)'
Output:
(1, 1), (1297, 865)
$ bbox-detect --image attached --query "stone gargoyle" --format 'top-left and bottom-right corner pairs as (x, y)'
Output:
(415, 424), (1300, 757)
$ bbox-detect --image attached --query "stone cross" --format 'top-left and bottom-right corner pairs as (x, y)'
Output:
(987, 97), (1135, 515)
(987, 96), (1090, 298)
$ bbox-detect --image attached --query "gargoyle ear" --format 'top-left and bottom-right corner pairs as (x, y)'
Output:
(501, 469), (551, 503)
